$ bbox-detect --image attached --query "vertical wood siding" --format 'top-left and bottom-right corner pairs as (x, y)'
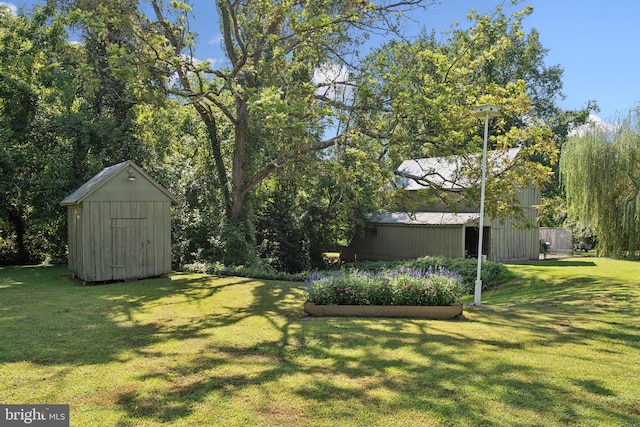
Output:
(489, 186), (540, 262)
(347, 225), (465, 261)
(343, 187), (540, 263)
(68, 200), (172, 282)
(67, 207), (83, 278)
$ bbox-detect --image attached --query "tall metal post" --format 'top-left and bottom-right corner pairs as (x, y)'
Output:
(473, 105), (500, 306)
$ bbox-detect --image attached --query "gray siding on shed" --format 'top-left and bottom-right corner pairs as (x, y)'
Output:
(61, 161), (177, 283)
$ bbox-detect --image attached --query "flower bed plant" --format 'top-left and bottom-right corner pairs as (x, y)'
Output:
(339, 256), (511, 293)
(304, 267), (463, 306)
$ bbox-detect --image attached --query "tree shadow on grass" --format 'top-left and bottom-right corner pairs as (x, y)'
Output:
(0, 266), (256, 366)
(2, 265), (638, 426)
(509, 259), (598, 267)
(113, 313), (640, 426)
(112, 280), (640, 426)
(482, 270), (640, 353)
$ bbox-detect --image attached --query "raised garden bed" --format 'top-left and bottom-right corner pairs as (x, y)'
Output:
(303, 267), (464, 319)
(304, 302), (463, 319)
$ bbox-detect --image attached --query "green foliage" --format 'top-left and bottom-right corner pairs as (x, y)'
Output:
(0, 4), (152, 264)
(296, 149), (387, 267)
(0, 7), (74, 263)
(181, 255), (511, 296)
(537, 194), (567, 227)
(354, 7), (560, 222)
(182, 261), (308, 282)
(144, 0), (411, 237)
(0, 0), (591, 272)
(561, 108), (640, 257)
(304, 268), (463, 306)
(131, 102), (231, 268)
(145, 0), (565, 264)
(256, 193), (311, 274)
(221, 219), (257, 267)
(568, 221), (597, 247)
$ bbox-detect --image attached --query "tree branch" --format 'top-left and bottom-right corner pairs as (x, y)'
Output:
(240, 136), (343, 199)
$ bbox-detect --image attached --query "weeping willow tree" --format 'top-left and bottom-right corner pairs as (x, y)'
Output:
(560, 110), (640, 257)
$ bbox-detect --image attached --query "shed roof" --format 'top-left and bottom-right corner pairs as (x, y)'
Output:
(370, 212), (479, 226)
(60, 160), (179, 206)
(397, 147), (520, 190)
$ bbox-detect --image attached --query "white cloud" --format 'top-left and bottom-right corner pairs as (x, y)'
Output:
(179, 54), (221, 70)
(313, 63), (353, 102)
(569, 114), (617, 138)
(203, 57), (221, 69)
(0, 2), (17, 15)
(208, 35), (223, 45)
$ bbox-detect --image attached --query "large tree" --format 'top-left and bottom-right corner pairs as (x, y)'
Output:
(0, 5), (74, 263)
(350, 6), (558, 221)
(560, 109), (640, 257)
(135, 0), (431, 262)
(131, 1), (566, 262)
(0, 2), (157, 263)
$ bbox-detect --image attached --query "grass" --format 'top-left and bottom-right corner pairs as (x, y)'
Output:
(0, 258), (639, 426)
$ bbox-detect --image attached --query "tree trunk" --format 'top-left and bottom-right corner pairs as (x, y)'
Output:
(8, 208), (28, 264)
(230, 97), (249, 222)
(194, 103), (232, 215)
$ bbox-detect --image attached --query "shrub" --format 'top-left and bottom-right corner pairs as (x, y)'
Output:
(180, 255), (512, 294)
(304, 267), (463, 306)
(182, 261), (308, 282)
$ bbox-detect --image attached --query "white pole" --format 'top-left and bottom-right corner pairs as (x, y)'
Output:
(474, 113), (490, 306)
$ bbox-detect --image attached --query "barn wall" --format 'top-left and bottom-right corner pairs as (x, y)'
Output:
(146, 200), (172, 277)
(343, 186), (540, 263)
(489, 186), (540, 262)
(344, 224), (465, 261)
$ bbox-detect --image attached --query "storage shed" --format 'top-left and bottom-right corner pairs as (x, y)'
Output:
(61, 161), (178, 283)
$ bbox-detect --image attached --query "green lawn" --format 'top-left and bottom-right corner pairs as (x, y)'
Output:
(0, 258), (639, 426)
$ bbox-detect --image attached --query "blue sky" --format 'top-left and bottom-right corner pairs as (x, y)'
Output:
(430, 1), (640, 122)
(4, 0), (639, 122)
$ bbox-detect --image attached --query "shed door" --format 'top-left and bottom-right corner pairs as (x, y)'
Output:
(111, 218), (145, 280)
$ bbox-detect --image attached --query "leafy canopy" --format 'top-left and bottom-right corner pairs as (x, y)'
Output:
(561, 108), (640, 258)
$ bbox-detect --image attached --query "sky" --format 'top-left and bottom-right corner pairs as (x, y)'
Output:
(3, 0), (640, 123)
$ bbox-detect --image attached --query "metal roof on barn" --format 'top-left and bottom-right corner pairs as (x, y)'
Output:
(61, 160), (178, 206)
(370, 212), (479, 226)
(397, 147), (520, 190)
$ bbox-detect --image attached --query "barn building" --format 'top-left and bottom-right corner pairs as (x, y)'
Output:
(61, 161), (178, 283)
(342, 148), (540, 263)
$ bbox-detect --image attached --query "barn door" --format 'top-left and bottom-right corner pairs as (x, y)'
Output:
(464, 226), (491, 260)
(111, 218), (145, 280)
